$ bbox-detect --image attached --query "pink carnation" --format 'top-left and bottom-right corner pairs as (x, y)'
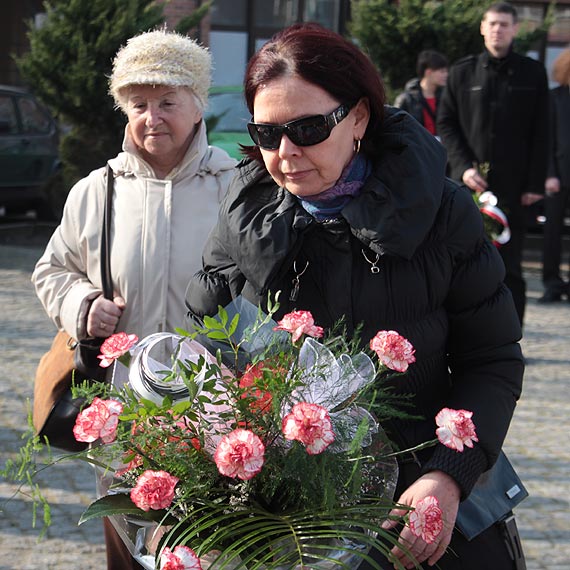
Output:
(282, 402), (335, 455)
(160, 546), (202, 570)
(435, 408), (479, 452)
(409, 495), (444, 544)
(98, 332), (139, 368)
(130, 470), (179, 511)
(214, 429), (265, 480)
(369, 330), (416, 372)
(274, 310), (324, 343)
(73, 397), (123, 443)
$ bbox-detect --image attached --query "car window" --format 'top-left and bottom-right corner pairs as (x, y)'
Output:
(0, 95), (19, 134)
(17, 96), (52, 134)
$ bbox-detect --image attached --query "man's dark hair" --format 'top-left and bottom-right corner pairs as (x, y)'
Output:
(484, 2), (518, 23)
(416, 50), (448, 78)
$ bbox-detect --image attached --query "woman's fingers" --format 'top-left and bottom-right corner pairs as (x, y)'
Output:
(87, 295), (124, 337)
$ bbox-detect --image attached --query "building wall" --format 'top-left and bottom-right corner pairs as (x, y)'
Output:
(205, 0), (348, 87)
(512, 0), (570, 45)
(162, 0), (198, 27)
(511, 0), (570, 84)
(0, 0), (43, 86)
(161, 0), (204, 33)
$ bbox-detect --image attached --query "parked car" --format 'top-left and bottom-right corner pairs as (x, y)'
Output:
(0, 85), (60, 219)
(205, 86), (251, 160)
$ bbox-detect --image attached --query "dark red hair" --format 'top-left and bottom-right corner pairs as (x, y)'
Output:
(242, 23), (386, 161)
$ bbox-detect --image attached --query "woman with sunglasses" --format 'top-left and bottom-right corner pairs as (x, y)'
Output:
(186, 23), (524, 570)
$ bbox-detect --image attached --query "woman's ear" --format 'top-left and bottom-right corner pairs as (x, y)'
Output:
(352, 97), (370, 140)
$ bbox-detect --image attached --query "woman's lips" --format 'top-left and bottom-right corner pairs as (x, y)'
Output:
(284, 170), (311, 181)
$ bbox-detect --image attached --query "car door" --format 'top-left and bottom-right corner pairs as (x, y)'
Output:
(0, 92), (25, 187)
(13, 93), (59, 187)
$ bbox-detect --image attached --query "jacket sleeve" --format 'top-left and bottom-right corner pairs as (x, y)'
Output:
(31, 171), (105, 340)
(185, 159), (281, 327)
(525, 64), (549, 194)
(393, 91), (410, 112)
(184, 221), (245, 327)
(547, 89), (558, 179)
(421, 187), (524, 497)
(437, 67), (476, 181)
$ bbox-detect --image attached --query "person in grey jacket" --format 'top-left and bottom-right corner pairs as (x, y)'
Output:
(32, 30), (236, 570)
(394, 50), (448, 137)
(539, 48), (570, 303)
(186, 23), (525, 570)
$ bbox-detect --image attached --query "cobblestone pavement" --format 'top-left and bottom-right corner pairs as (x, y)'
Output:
(0, 233), (106, 570)
(0, 226), (569, 570)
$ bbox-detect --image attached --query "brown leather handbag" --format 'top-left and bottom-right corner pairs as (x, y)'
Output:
(32, 164), (114, 452)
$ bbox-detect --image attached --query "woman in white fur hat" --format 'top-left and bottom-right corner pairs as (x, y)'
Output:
(32, 30), (237, 569)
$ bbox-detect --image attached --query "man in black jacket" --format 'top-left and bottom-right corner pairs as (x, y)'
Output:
(438, 1), (549, 326)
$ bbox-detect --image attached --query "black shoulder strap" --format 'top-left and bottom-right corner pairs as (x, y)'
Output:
(419, 93), (437, 122)
(100, 164), (113, 300)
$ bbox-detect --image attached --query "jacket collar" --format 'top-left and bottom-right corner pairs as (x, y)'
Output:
(403, 77), (422, 93)
(344, 107), (446, 259)
(220, 107), (448, 291)
(114, 120), (235, 180)
(481, 45), (514, 69)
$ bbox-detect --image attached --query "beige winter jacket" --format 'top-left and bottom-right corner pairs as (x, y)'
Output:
(32, 121), (236, 340)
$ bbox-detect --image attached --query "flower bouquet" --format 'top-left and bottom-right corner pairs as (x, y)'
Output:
(475, 191), (511, 247)
(471, 163), (510, 247)
(3, 296), (478, 570)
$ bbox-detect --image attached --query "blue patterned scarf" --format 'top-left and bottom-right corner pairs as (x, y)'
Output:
(297, 154), (371, 221)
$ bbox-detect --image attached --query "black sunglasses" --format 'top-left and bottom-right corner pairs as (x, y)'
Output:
(247, 103), (351, 150)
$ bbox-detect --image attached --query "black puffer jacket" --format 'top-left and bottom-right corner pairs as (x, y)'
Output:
(186, 108), (524, 499)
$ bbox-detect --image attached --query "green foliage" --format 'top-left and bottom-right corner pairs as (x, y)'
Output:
(162, 500), (410, 569)
(350, 0), (482, 92)
(1, 412), (79, 534)
(513, 2), (556, 55)
(80, 495), (410, 569)
(18, 0), (164, 131)
(350, 0), (554, 95)
(79, 492), (169, 523)
(175, 0), (213, 34)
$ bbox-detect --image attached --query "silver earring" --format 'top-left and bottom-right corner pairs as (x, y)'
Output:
(354, 138), (361, 154)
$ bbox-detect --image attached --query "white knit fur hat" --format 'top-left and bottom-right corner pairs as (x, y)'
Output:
(110, 29), (212, 110)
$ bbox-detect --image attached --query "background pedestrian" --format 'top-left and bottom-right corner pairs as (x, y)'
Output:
(394, 49), (448, 138)
(438, 1), (549, 326)
(539, 47), (570, 303)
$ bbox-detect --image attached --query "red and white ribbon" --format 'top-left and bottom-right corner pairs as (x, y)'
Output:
(480, 204), (511, 246)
